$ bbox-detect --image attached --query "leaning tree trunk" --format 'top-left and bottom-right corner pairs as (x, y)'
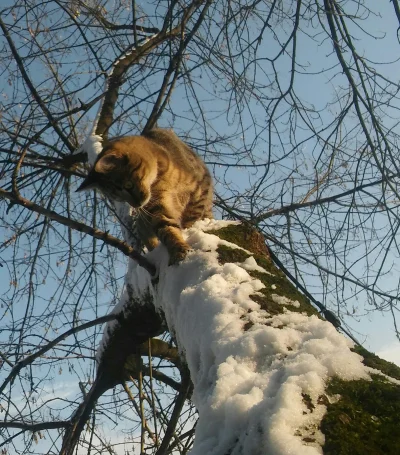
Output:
(61, 219), (400, 454)
(119, 220), (399, 455)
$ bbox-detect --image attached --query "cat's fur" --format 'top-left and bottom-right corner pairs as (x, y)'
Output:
(77, 129), (213, 264)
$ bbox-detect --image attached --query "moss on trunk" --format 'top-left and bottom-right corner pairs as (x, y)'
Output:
(211, 223), (400, 454)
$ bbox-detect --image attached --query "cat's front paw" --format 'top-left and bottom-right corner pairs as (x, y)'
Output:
(168, 244), (191, 266)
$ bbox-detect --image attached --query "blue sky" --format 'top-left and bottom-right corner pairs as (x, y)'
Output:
(1, 1), (400, 454)
(0, 0), (399, 367)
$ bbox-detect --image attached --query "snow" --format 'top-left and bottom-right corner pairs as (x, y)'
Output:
(191, 218), (241, 231)
(96, 286), (131, 359)
(271, 294), (301, 308)
(239, 255), (273, 275)
(98, 219), (382, 455)
(76, 33), (159, 165)
(75, 134), (103, 165)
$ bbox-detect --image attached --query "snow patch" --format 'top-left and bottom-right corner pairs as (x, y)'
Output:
(193, 218), (241, 231)
(76, 134), (103, 164)
(99, 219), (376, 455)
(271, 293), (301, 308)
(238, 256), (274, 275)
(96, 255), (154, 360)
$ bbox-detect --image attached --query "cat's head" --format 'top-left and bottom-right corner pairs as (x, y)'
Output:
(76, 143), (157, 208)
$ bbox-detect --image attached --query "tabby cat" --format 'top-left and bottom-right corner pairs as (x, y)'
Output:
(77, 129), (213, 264)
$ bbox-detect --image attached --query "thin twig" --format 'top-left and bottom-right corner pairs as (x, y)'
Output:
(122, 381), (157, 444)
(0, 314), (116, 396)
(148, 338), (159, 447)
(155, 371), (191, 455)
(138, 358), (146, 454)
(254, 173), (400, 223)
(0, 188), (156, 275)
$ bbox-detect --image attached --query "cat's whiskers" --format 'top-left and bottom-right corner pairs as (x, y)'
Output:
(137, 207), (154, 226)
(140, 206), (154, 217)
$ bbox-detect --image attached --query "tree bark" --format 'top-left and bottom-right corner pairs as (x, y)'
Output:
(61, 221), (400, 454)
(127, 221), (400, 455)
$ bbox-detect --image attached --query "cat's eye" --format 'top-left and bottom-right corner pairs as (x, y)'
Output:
(124, 182), (133, 190)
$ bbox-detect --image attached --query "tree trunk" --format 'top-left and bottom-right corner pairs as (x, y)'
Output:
(124, 220), (400, 455)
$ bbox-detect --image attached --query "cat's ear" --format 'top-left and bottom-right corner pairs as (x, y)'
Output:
(76, 173), (99, 192)
(94, 152), (127, 173)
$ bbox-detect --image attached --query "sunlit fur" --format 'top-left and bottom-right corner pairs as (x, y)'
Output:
(78, 129), (213, 264)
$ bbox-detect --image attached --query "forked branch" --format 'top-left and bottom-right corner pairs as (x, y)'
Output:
(0, 188), (156, 275)
(94, 27), (181, 139)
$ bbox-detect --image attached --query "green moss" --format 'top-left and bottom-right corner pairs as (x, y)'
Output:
(352, 345), (400, 381)
(208, 224), (263, 253)
(216, 244), (251, 264)
(253, 270), (320, 318)
(213, 226), (320, 320)
(321, 375), (400, 455)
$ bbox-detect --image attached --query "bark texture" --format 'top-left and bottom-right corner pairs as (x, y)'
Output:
(209, 224), (400, 455)
(62, 222), (400, 455)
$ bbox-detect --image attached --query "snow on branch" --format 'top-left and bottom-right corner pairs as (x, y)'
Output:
(93, 29), (180, 141)
(75, 27), (181, 165)
(117, 219), (399, 455)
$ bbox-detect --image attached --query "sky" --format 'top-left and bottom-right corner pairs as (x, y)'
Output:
(293, 2), (400, 364)
(1, 0), (400, 453)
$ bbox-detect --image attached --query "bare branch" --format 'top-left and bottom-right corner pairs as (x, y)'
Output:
(155, 370), (191, 455)
(0, 188), (156, 275)
(0, 314), (116, 396)
(0, 420), (69, 431)
(95, 27), (181, 139)
(0, 17), (74, 152)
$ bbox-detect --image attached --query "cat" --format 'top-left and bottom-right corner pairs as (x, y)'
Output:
(77, 128), (213, 264)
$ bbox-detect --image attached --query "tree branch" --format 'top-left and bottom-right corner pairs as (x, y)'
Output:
(144, 0), (213, 132)
(0, 314), (117, 396)
(254, 173), (400, 222)
(154, 370), (192, 455)
(0, 17), (74, 153)
(0, 188), (156, 275)
(0, 420), (69, 431)
(94, 27), (181, 139)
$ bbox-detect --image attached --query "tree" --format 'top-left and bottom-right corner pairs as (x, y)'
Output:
(0, 0), (400, 454)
